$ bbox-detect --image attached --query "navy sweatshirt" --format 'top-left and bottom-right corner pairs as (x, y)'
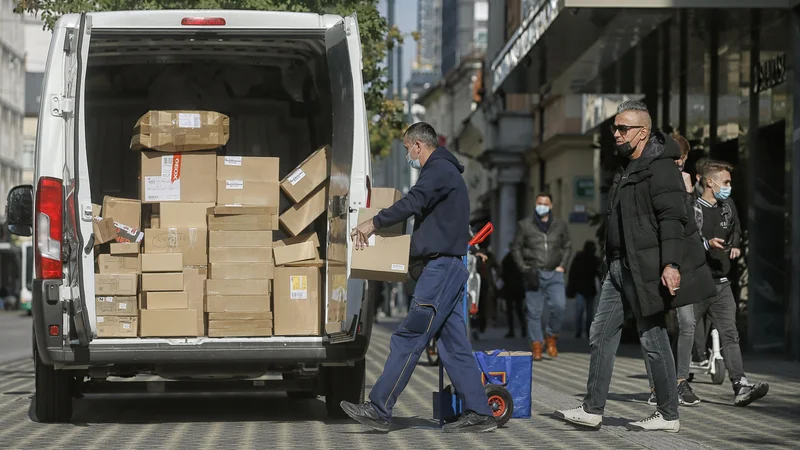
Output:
(372, 147), (470, 258)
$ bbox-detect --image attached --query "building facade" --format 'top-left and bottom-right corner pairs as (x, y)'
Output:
(442, 0), (489, 76)
(0, 0), (25, 223)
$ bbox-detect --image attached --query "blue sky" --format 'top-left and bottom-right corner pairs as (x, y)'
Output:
(377, 0), (418, 87)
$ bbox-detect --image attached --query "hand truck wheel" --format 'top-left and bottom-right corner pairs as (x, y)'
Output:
(485, 384), (514, 427)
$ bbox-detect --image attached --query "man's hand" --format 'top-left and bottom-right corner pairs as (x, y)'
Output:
(555, 266), (565, 273)
(476, 252), (488, 263)
(350, 219), (377, 250)
(708, 238), (726, 249)
(661, 265), (681, 296)
(730, 248), (741, 259)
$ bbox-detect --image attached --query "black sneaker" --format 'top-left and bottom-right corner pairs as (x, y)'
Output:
(442, 411), (498, 433)
(678, 381), (701, 406)
(734, 381), (769, 407)
(339, 401), (391, 432)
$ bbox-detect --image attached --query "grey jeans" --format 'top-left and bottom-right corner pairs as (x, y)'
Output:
(644, 304), (696, 387)
(692, 282), (745, 385)
(583, 259), (679, 421)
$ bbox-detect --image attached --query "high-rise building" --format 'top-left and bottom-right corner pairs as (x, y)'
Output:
(415, 0), (442, 75)
(0, 0), (25, 223)
(441, 0), (488, 76)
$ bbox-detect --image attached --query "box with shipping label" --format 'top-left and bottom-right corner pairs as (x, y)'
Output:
(93, 218), (117, 244)
(141, 253), (183, 272)
(216, 180), (280, 207)
(96, 315), (138, 338)
(209, 230), (272, 248)
(142, 272), (184, 291)
(131, 110), (230, 152)
(209, 262), (274, 280)
(207, 210), (279, 232)
(110, 242), (140, 255)
(273, 241), (318, 266)
(112, 222), (144, 245)
(95, 274), (138, 296)
(205, 279), (271, 296)
(217, 156), (280, 182)
(140, 151), (217, 203)
(370, 187), (402, 209)
(183, 266), (208, 336)
(159, 202), (215, 228)
(102, 196), (141, 230)
(273, 267), (321, 336)
(280, 146), (329, 203)
(139, 309), (199, 337)
(98, 254), (141, 274)
(350, 233), (411, 283)
(208, 247), (273, 264)
(142, 291), (188, 309)
(205, 295), (271, 313)
(358, 208), (405, 235)
(95, 296), (138, 316)
(279, 184), (327, 237)
(144, 228), (208, 266)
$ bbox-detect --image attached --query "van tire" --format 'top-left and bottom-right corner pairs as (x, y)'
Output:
(324, 359), (366, 419)
(33, 344), (74, 423)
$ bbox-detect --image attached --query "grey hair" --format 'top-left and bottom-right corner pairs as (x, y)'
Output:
(404, 122), (439, 149)
(617, 99), (649, 114)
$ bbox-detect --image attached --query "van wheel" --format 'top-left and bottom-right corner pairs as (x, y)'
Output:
(324, 359), (366, 419)
(33, 345), (74, 423)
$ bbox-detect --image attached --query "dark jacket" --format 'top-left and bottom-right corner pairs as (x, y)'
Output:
(693, 196), (741, 279)
(605, 131), (715, 317)
(567, 249), (601, 298)
(500, 252), (525, 299)
(373, 147), (469, 258)
(511, 215), (572, 272)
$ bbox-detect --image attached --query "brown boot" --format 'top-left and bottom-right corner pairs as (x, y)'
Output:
(531, 342), (543, 361)
(545, 335), (559, 358)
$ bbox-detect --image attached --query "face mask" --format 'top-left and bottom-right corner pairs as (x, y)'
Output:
(535, 205), (550, 216)
(614, 141), (636, 158)
(406, 151), (421, 170)
(714, 186), (732, 200)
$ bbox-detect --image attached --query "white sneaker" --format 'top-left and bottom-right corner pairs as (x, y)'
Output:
(626, 411), (680, 433)
(553, 405), (602, 429)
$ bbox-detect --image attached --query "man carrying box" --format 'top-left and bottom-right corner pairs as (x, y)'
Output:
(342, 122), (496, 433)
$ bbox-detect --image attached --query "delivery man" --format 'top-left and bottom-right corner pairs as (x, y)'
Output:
(341, 122), (497, 433)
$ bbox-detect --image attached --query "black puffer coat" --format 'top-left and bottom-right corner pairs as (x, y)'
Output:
(606, 131), (716, 317)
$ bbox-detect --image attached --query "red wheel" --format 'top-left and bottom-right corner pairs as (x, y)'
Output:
(485, 384), (513, 427)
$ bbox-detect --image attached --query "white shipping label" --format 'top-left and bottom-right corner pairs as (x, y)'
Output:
(288, 169), (306, 186)
(122, 323), (131, 330)
(97, 316), (105, 323)
(226, 180), (244, 190)
(178, 113), (201, 129)
(160, 155), (174, 178)
(119, 303), (128, 310)
(144, 177), (181, 202)
(290, 275), (308, 300)
(391, 264), (406, 271)
(224, 156), (242, 166)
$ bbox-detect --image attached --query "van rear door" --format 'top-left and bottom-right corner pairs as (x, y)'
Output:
(325, 15), (369, 343)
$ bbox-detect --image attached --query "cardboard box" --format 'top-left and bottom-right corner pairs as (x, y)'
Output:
(205, 279), (271, 296)
(209, 247), (273, 264)
(142, 272), (184, 291)
(279, 184), (327, 237)
(131, 110), (230, 152)
(144, 228), (208, 266)
(139, 309), (199, 337)
(209, 262), (274, 280)
(150, 214), (161, 228)
(273, 267), (321, 336)
(92, 203), (102, 218)
(208, 327), (273, 337)
(209, 231), (272, 248)
(98, 254), (141, 274)
(183, 266), (208, 335)
(142, 291), (188, 309)
(95, 274), (138, 296)
(358, 208), (405, 235)
(350, 234), (411, 283)
(205, 295), (271, 312)
(280, 146), (329, 203)
(103, 196), (141, 230)
(274, 232), (320, 248)
(208, 205), (277, 216)
(371, 187), (402, 209)
(96, 315), (138, 338)
(93, 218), (117, 244)
(217, 156), (280, 182)
(112, 222), (144, 245)
(273, 241), (318, 266)
(142, 253), (183, 272)
(207, 312), (274, 320)
(160, 202), (215, 228)
(140, 151), (217, 203)
(216, 180), (280, 207)
(95, 296), (138, 316)
(208, 211), (278, 231)
(110, 242), (140, 255)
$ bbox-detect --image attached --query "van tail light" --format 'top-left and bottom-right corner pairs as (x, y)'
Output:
(181, 17), (226, 26)
(35, 177), (63, 280)
(365, 175), (372, 208)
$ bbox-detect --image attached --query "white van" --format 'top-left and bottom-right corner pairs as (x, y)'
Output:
(5, 10), (378, 423)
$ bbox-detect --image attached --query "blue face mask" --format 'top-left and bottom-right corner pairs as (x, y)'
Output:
(535, 205), (550, 216)
(406, 151), (421, 170)
(711, 180), (732, 200)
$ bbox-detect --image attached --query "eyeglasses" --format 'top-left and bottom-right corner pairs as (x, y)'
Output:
(610, 124), (644, 134)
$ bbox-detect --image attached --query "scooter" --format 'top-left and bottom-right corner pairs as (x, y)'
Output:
(688, 328), (726, 385)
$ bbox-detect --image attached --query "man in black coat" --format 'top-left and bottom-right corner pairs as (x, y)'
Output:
(555, 100), (715, 433)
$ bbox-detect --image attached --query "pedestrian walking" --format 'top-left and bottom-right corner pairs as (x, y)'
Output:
(343, 122), (496, 433)
(554, 100), (715, 432)
(690, 160), (769, 406)
(501, 250), (526, 338)
(510, 193), (572, 361)
(566, 241), (601, 339)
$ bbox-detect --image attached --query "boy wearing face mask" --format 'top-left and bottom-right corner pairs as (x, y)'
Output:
(692, 161), (769, 406)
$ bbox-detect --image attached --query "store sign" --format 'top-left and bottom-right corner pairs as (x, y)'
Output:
(753, 53), (786, 94)
(574, 176), (595, 199)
